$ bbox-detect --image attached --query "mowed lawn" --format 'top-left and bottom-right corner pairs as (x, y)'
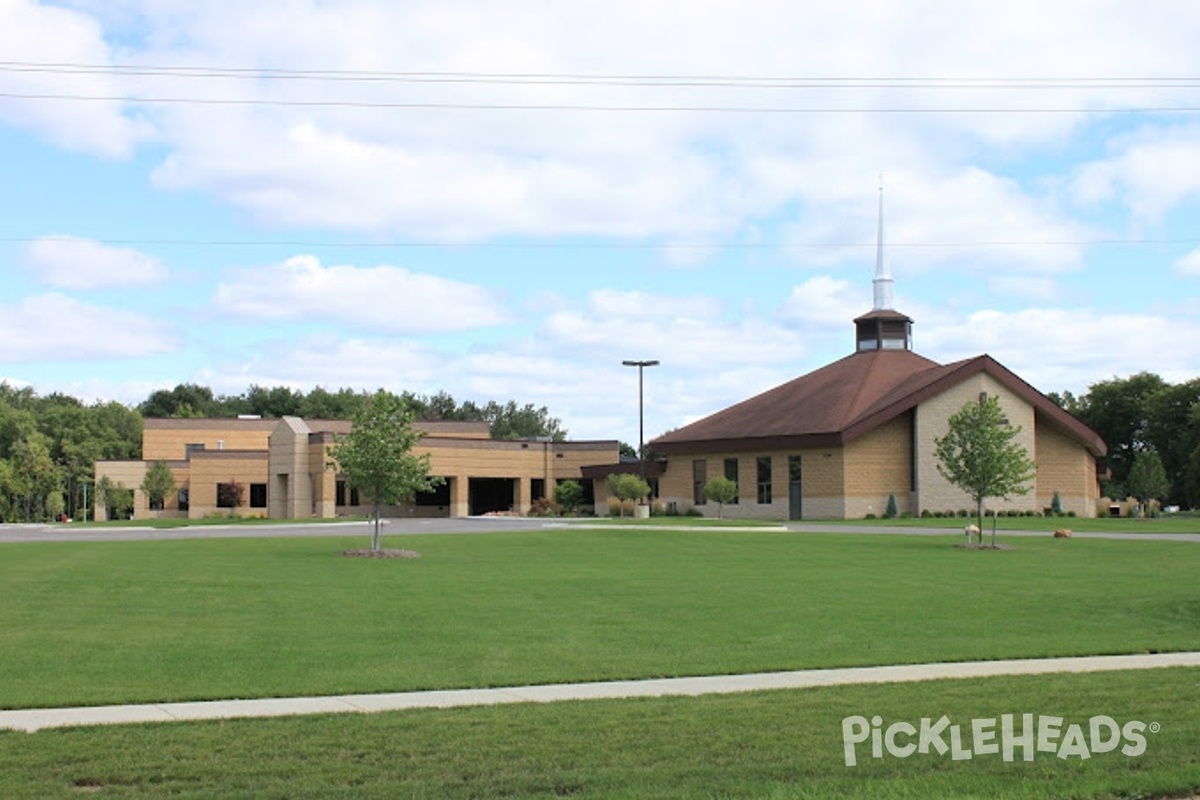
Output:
(1, 669), (1197, 799)
(1, 529), (1198, 709)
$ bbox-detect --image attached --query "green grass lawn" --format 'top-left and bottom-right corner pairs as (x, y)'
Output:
(1, 668), (1196, 799)
(812, 514), (1200, 533)
(1, 530), (1197, 709)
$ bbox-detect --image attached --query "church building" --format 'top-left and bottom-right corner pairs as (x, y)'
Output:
(646, 198), (1106, 520)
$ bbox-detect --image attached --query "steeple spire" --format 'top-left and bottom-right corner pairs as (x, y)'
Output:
(854, 179), (913, 353)
(873, 179), (894, 311)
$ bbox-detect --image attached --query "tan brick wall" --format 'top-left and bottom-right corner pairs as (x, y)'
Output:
(914, 375), (1037, 514)
(187, 453), (269, 518)
(1035, 420), (1099, 517)
(657, 447), (844, 520)
(142, 422), (276, 461)
(844, 414), (912, 517)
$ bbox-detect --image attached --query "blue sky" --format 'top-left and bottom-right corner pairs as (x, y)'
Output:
(2, 0), (1200, 446)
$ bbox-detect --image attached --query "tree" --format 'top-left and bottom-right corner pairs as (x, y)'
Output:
(1144, 379), (1200, 504)
(1068, 372), (1167, 498)
(482, 400), (566, 441)
(606, 473), (650, 517)
(704, 476), (738, 519)
(140, 459), (177, 512)
(554, 480), (585, 515)
(97, 476), (134, 521)
(138, 383), (217, 418)
(1184, 442), (1200, 510)
(885, 492), (899, 519)
(328, 390), (444, 552)
(1126, 450), (1170, 517)
(934, 395), (1036, 542)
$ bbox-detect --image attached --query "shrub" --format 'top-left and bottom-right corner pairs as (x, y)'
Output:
(884, 492), (898, 518)
(864, 513), (877, 520)
(957, 509), (969, 518)
(920, 509), (933, 518)
(216, 479), (244, 509)
(528, 497), (561, 517)
(554, 480), (584, 514)
(685, 506), (704, 517)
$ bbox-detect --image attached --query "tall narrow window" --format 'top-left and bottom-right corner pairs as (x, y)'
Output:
(692, 459), (707, 505)
(724, 458), (739, 505)
(757, 457), (773, 504)
(249, 483), (267, 509)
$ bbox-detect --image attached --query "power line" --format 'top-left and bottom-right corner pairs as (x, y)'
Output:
(3, 91), (1198, 114)
(5, 235), (1199, 251)
(2, 61), (1198, 89)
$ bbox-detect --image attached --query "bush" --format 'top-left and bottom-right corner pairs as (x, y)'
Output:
(884, 492), (898, 519)
(920, 509), (932, 518)
(957, 509), (969, 517)
(217, 479), (244, 509)
(554, 480), (584, 514)
(864, 513), (877, 520)
(685, 506), (704, 517)
(528, 497), (561, 517)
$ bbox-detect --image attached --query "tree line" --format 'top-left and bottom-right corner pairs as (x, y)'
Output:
(0, 382), (566, 523)
(1050, 372), (1200, 508)
(139, 383), (567, 442)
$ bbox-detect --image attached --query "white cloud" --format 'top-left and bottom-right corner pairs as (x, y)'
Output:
(784, 167), (1093, 273)
(537, 288), (808, 370)
(21, 236), (169, 289)
(0, 0), (151, 158)
(921, 307), (1200, 394)
(66, 0), (1189, 248)
(777, 276), (859, 327)
(1177, 247), (1200, 277)
(1070, 124), (1200, 221)
(213, 255), (512, 332)
(0, 294), (177, 362)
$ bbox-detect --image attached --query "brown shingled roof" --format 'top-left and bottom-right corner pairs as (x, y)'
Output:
(652, 350), (1106, 457)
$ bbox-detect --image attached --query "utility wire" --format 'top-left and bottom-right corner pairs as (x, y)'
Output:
(5, 235), (1199, 251)
(2, 61), (1199, 89)
(3, 92), (1197, 114)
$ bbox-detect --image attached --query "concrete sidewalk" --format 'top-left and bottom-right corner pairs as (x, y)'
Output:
(3, 652), (1197, 734)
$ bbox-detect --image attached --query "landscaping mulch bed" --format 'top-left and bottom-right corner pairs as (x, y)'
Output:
(341, 548), (421, 559)
(954, 542), (1015, 550)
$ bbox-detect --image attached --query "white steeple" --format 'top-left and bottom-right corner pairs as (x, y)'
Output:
(873, 182), (894, 311)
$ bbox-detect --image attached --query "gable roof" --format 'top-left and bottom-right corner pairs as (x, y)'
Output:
(652, 350), (1106, 457)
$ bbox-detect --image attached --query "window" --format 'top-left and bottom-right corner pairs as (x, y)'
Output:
(250, 483), (267, 508)
(692, 459), (707, 505)
(532, 478), (546, 500)
(416, 481), (451, 506)
(149, 496), (164, 511)
(178, 488), (189, 512)
(724, 458), (739, 504)
(335, 482), (360, 507)
(757, 457), (773, 504)
(185, 443), (204, 456)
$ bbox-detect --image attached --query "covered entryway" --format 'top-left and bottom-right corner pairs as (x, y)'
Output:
(469, 478), (515, 516)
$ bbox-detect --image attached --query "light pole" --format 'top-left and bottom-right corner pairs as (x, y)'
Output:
(622, 359), (659, 482)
